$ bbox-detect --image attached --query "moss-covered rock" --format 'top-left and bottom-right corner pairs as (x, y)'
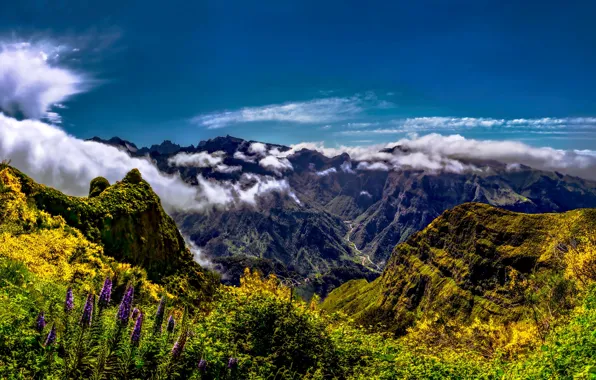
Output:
(89, 176), (110, 198)
(123, 168), (143, 184)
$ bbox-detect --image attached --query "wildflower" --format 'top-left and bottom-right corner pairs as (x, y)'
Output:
(228, 357), (238, 369)
(98, 277), (112, 310)
(116, 285), (134, 325)
(198, 358), (207, 372)
(80, 293), (94, 328)
(64, 288), (74, 313)
(171, 332), (187, 358)
(130, 312), (143, 347)
(44, 324), (57, 347)
(153, 296), (166, 334)
(132, 307), (139, 321)
(35, 312), (46, 333)
(166, 315), (175, 333)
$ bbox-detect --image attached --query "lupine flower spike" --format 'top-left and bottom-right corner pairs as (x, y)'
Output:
(132, 307), (139, 321)
(171, 332), (187, 358)
(198, 359), (207, 372)
(64, 288), (74, 313)
(166, 315), (175, 333)
(154, 296), (166, 333)
(98, 277), (112, 310)
(131, 312), (143, 346)
(117, 285), (134, 325)
(35, 312), (46, 333)
(44, 324), (57, 347)
(80, 293), (94, 328)
(228, 357), (239, 369)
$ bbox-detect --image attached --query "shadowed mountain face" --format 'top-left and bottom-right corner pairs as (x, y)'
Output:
(91, 136), (596, 292)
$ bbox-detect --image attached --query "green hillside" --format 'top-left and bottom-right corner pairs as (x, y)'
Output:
(1, 165), (595, 379)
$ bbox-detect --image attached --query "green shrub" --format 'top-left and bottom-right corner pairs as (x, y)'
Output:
(88, 177), (110, 198)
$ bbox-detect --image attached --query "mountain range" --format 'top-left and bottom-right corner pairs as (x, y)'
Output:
(90, 135), (596, 295)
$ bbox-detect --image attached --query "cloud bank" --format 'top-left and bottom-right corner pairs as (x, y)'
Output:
(0, 114), (295, 212)
(0, 41), (86, 122)
(287, 134), (596, 180)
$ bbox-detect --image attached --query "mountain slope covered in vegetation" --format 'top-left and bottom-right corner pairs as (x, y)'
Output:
(323, 203), (596, 342)
(1, 164), (594, 379)
(94, 136), (596, 293)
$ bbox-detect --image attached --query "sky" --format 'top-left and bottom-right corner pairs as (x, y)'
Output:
(1, 0), (596, 150)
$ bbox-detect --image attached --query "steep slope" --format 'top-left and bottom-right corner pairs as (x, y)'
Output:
(322, 203), (596, 335)
(290, 162), (596, 265)
(3, 164), (218, 301)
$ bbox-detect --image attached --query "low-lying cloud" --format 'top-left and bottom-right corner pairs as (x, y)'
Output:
(0, 113), (295, 212)
(196, 173), (297, 206)
(287, 134), (596, 180)
(168, 151), (242, 173)
(168, 151), (224, 167)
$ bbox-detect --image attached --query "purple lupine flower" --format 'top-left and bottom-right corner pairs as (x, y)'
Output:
(64, 288), (74, 313)
(153, 296), (166, 334)
(132, 307), (139, 321)
(98, 277), (112, 310)
(44, 324), (57, 347)
(171, 332), (187, 358)
(198, 359), (207, 372)
(130, 312), (143, 347)
(116, 285), (134, 325)
(35, 311), (46, 333)
(228, 357), (238, 369)
(166, 315), (175, 333)
(80, 293), (94, 328)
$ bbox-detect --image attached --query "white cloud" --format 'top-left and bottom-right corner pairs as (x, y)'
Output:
(215, 164), (242, 173)
(0, 41), (86, 122)
(184, 235), (216, 269)
(191, 92), (392, 129)
(316, 167), (337, 176)
(357, 161), (391, 171)
(0, 113), (204, 211)
(337, 116), (596, 136)
(196, 173), (297, 206)
(0, 113), (295, 213)
(287, 134), (596, 180)
(248, 142), (267, 155)
(259, 155), (293, 175)
(340, 161), (355, 174)
(233, 151), (257, 163)
(167, 151), (224, 167)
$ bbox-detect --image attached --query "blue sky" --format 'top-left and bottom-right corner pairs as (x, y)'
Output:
(2, 0), (596, 149)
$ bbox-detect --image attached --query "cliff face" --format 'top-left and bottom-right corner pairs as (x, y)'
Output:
(11, 166), (199, 283)
(322, 202), (596, 334)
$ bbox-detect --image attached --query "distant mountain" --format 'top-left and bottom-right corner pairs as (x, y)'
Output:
(91, 135), (596, 294)
(321, 202), (596, 335)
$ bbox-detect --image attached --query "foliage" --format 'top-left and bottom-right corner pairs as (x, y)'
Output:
(88, 177), (110, 198)
(1, 166), (595, 379)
